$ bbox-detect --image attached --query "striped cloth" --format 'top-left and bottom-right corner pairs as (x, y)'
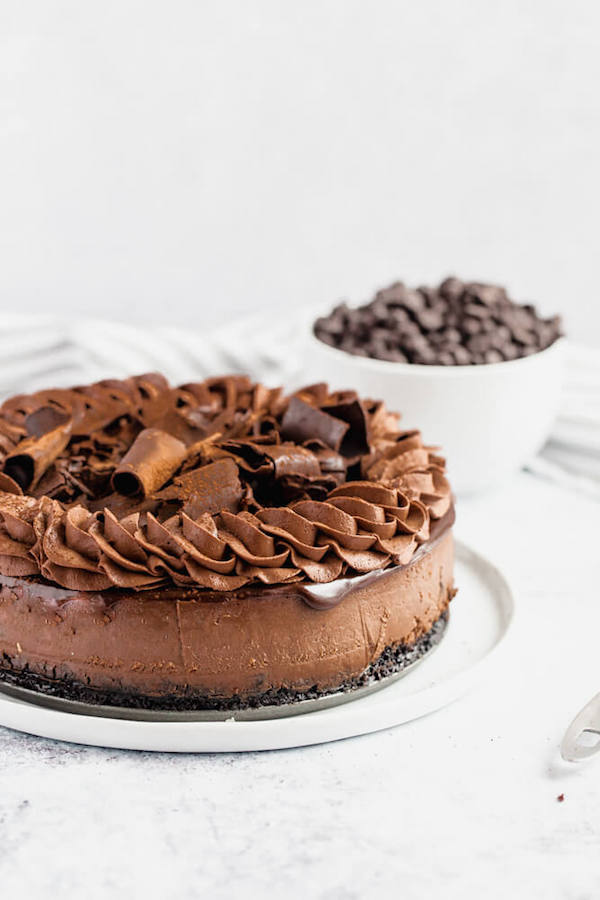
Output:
(526, 343), (600, 499)
(0, 311), (305, 396)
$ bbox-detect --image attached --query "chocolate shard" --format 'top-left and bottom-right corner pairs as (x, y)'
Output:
(322, 398), (370, 458)
(112, 428), (186, 498)
(157, 457), (243, 518)
(0, 472), (23, 495)
(280, 396), (349, 451)
(31, 464), (69, 500)
(25, 406), (70, 438)
(152, 408), (208, 447)
(300, 440), (347, 477)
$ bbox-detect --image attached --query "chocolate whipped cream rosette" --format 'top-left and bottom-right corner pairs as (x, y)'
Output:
(308, 277), (566, 493)
(0, 374), (456, 711)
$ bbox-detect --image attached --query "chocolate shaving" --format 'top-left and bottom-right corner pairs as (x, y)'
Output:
(0, 472), (23, 495)
(219, 440), (273, 477)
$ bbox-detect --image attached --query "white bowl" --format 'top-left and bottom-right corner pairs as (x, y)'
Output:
(302, 330), (567, 494)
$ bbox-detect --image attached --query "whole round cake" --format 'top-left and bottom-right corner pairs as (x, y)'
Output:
(0, 374), (455, 710)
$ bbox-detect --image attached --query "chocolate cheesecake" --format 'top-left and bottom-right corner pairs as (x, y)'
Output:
(0, 374), (455, 710)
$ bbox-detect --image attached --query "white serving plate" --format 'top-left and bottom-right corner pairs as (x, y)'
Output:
(0, 541), (513, 752)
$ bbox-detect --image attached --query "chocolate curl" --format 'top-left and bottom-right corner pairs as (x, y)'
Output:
(3, 425), (71, 491)
(112, 428), (186, 498)
(264, 444), (321, 479)
(280, 397), (349, 450)
(219, 440), (273, 477)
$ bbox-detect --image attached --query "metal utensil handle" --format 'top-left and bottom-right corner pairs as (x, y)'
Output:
(561, 692), (600, 762)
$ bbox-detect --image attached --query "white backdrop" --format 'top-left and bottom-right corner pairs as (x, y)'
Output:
(1, 1), (599, 344)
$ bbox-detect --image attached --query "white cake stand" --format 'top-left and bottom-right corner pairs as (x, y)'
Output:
(0, 540), (513, 752)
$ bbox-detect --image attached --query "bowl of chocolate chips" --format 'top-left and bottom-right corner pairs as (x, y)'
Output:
(310, 277), (565, 493)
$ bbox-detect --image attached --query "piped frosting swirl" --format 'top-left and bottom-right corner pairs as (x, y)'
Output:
(0, 374), (452, 592)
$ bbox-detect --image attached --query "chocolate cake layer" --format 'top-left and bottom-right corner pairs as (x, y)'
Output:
(0, 531), (454, 708)
(0, 615), (449, 712)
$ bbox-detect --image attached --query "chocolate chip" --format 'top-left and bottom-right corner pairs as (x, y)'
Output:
(467, 334), (492, 355)
(313, 277), (562, 366)
(463, 301), (491, 320)
(484, 349), (504, 364)
(412, 346), (437, 365)
(462, 317), (482, 336)
(510, 326), (535, 346)
(452, 346), (472, 365)
(443, 328), (462, 345)
(416, 308), (444, 331)
(376, 347), (409, 362)
(467, 283), (507, 306)
(387, 308), (411, 329)
(375, 282), (407, 306)
(370, 299), (389, 321)
(401, 290), (425, 314)
(492, 324), (512, 344)
(439, 277), (464, 300)
(316, 330), (337, 347)
(502, 345), (519, 361)
(314, 317), (342, 338)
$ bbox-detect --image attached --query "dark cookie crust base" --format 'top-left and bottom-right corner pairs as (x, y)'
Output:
(0, 613), (447, 712)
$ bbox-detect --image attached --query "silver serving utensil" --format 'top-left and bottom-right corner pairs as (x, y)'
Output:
(561, 692), (600, 762)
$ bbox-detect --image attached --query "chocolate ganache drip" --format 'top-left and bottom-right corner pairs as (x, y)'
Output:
(0, 374), (452, 592)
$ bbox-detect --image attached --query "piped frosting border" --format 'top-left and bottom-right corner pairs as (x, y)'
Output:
(0, 374), (451, 592)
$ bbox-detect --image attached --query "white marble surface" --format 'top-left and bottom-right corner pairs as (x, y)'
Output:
(1, 472), (599, 898)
